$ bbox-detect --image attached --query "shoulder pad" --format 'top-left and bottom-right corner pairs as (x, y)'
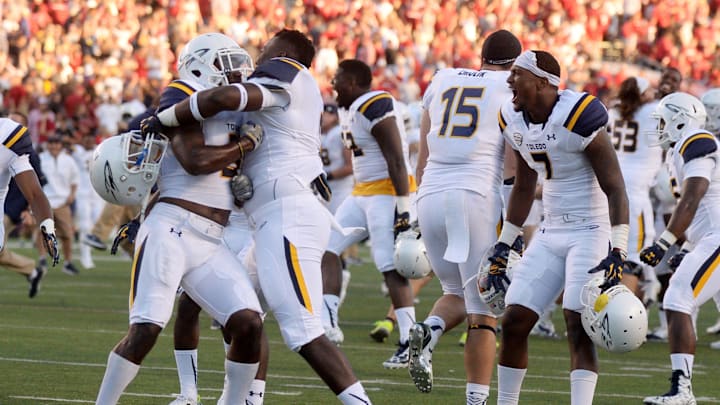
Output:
(158, 80), (198, 112)
(358, 93), (394, 121)
(250, 57), (303, 83)
(679, 132), (718, 163)
(3, 124), (33, 156)
(563, 94), (608, 137)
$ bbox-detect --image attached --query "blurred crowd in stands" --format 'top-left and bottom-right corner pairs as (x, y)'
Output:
(1, 0), (720, 146)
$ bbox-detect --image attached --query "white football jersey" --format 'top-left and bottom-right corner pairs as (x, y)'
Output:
(668, 129), (720, 242)
(419, 68), (510, 197)
(156, 79), (239, 211)
(338, 90), (414, 195)
(321, 124), (353, 196)
(608, 101), (663, 193)
(243, 57), (324, 188)
(500, 90), (610, 222)
(0, 118), (35, 242)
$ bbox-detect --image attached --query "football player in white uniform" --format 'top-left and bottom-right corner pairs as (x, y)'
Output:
(700, 88), (720, 349)
(149, 29), (372, 404)
(491, 50), (629, 405)
(410, 29), (521, 401)
(608, 76), (663, 297)
(151, 35), (268, 405)
(324, 59), (416, 368)
(95, 33), (265, 405)
(639, 92), (720, 404)
(0, 117), (59, 281)
(647, 67), (684, 342)
(321, 104), (354, 214)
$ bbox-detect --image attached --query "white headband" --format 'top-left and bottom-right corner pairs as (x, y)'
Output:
(635, 77), (650, 95)
(513, 51), (561, 87)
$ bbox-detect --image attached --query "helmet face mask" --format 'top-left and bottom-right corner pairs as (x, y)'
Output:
(177, 33), (254, 88)
(90, 131), (169, 206)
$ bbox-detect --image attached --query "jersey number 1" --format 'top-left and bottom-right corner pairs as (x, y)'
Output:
(439, 87), (485, 137)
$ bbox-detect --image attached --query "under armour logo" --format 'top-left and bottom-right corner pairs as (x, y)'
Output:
(169, 227), (183, 237)
(248, 391), (263, 397)
(546, 133), (556, 141)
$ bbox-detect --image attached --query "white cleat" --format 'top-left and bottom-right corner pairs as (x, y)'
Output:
(325, 326), (345, 346)
(643, 370), (696, 405)
(530, 319), (559, 339)
(710, 340), (720, 350)
(408, 323), (433, 393)
(382, 341), (409, 369)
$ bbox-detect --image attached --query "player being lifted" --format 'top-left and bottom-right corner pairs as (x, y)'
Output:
(489, 50), (629, 405)
(146, 29), (372, 404)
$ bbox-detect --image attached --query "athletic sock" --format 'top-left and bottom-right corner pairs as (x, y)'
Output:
(323, 294), (341, 329)
(174, 349), (198, 400)
(497, 364), (526, 405)
(246, 379), (266, 405)
(670, 353), (694, 378)
(395, 306), (416, 344)
(570, 369), (597, 405)
(424, 315), (446, 350)
(225, 360), (259, 401)
(96, 352), (140, 404)
(337, 381), (372, 404)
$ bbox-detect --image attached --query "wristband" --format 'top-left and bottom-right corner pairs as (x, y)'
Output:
(157, 105), (180, 127)
(680, 240), (694, 252)
(498, 221), (522, 246)
(189, 92), (204, 121)
(39, 218), (55, 234)
(610, 224), (630, 254)
(658, 230), (678, 249)
(396, 196), (410, 213)
(231, 83), (249, 111)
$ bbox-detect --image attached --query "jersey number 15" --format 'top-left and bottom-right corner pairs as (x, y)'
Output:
(439, 87), (485, 138)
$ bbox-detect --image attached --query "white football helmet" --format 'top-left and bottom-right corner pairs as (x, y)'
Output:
(650, 92), (707, 146)
(393, 230), (432, 279)
(701, 88), (720, 136)
(177, 33), (254, 88)
(580, 278), (648, 353)
(90, 131), (168, 206)
(476, 251), (520, 317)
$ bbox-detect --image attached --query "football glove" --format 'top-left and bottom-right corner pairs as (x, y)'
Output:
(485, 241), (512, 294)
(230, 173), (254, 202)
(639, 237), (674, 267)
(111, 218), (141, 255)
(667, 248), (690, 272)
(238, 121), (263, 151)
(140, 115), (163, 137)
(40, 219), (60, 266)
(588, 248), (626, 290)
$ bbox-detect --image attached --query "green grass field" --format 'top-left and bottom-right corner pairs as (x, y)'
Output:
(1, 243), (719, 404)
